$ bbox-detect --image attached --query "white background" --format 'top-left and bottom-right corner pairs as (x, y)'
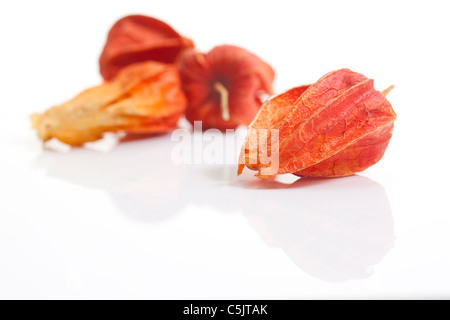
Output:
(1, 0), (449, 299)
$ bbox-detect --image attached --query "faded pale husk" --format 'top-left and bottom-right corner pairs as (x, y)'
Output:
(32, 61), (187, 146)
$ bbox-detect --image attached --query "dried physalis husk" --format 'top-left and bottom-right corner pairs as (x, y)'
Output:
(238, 69), (397, 178)
(32, 61), (187, 146)
(178, 45), (275, 130)
(99, 15), (194, 81)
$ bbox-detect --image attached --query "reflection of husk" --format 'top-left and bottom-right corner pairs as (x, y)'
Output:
(240, 176), (395, 282)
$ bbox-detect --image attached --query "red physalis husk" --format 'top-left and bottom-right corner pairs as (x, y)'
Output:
(99, 15), (194, 81)
(238, 69), (397, 178)
(32, 61), (187, 146)
(178, 45), (275, 130)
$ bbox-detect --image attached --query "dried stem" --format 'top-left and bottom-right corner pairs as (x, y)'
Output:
(214, 82), (230, 121)
(382, 85), (395, 96)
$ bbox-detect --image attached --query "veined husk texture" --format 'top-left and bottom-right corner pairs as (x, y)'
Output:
(238, 69), (397, 178)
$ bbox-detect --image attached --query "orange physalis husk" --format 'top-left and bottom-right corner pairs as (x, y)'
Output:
(238, 69), (397, 178)
(32, 61), (187, 146)
(99, 15), (194, 81)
